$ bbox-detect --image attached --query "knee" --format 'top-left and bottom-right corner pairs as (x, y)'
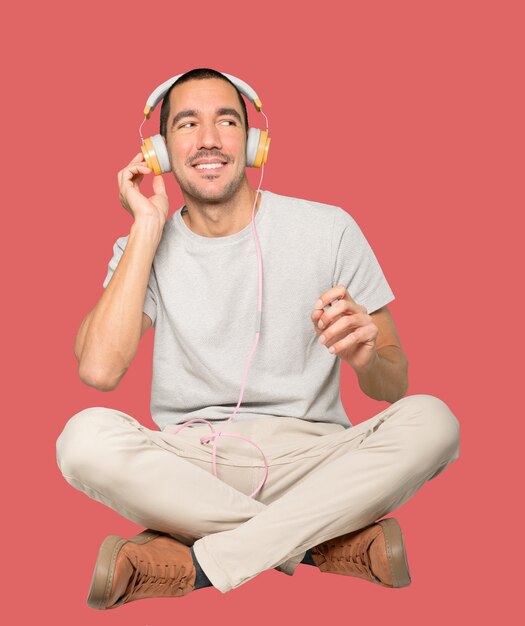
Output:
(56, 407), (118, 480)
(398, 394), (461, 465)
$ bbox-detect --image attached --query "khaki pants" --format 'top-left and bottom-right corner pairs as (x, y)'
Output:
(56, 394), (460, 593)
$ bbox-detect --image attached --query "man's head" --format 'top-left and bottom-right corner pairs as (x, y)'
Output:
(160, 69), (249, 140)
(159, 68), (251, 204)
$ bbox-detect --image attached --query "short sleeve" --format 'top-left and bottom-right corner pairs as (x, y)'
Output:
(102, 235), (158, 327)
(331, 210), (395, 314)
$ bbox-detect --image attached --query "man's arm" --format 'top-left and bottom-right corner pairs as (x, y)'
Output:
(353, 306), (409, 404)
(354, 345), (408, 404)
(74, 309), (152, 363)
(75, 152), (168, 391)
(76, 217), (163, 391)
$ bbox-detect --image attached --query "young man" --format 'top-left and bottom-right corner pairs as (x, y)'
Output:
(56, 68), (460, 609)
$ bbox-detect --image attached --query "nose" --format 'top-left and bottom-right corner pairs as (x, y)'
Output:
(197, 121), (222, 151)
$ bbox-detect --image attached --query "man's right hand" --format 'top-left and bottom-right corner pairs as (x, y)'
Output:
(117, 151), (169, 225)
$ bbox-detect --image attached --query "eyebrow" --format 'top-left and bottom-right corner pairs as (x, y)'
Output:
(170, 107), (243, 129)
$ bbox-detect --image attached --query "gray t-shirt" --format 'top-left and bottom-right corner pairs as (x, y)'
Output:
(103, 189), (395, 430)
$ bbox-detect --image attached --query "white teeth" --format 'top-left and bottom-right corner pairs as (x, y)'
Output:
(195, 163), (224, 169)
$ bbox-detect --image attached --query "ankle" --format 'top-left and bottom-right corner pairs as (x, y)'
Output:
(191, 546), (213, 590)
(301, 548), (317, 567)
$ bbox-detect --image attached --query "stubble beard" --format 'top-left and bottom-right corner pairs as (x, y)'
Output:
(173, 159), (248, 205)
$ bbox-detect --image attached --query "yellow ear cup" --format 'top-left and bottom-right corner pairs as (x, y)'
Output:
(141, 137), (163, 175)
(252, 130), (271, 168)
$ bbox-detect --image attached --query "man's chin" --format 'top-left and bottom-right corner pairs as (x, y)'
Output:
(178, 177), (246, 204)
(187, 188), (234, 204)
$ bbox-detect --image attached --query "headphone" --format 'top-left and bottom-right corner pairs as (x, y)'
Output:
(140, 72), (271, 175)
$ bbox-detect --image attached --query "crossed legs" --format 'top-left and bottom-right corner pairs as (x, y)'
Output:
(56, 394), (460, 593)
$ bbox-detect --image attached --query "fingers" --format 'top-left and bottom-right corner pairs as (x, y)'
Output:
(118, 151), (147, 175)
(118, 153), (152, 190)
(312, 302), (370, 342)
(126, 164), (152, 180)
(126, 152), (149, 176)
(315, 285), (350, 309)
(311, 298), (347, 330)
(311, 286), (368, 336)
(327, 325), (377, 358)
(311, 308), (325, 335)
(316, 315), (351, 347)
(115, 150), (170, 222)
(316, 285), (365, 315)
(316, 314), (376, 351)
(117, 151), (154, 213)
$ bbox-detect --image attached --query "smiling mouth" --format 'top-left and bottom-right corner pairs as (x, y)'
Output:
(193, 162), (226, 170)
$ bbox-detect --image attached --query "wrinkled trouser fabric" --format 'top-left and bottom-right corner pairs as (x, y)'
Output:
(56, 393), (460, 593)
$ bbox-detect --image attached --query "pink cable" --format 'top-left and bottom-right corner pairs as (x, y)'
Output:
(170, 116), (270, 499)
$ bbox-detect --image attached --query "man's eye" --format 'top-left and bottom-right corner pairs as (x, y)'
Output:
(220, 120), (236, 126)
(180, 122), (195, 128)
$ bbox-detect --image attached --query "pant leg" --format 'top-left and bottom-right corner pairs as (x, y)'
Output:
(55, 407), (268, 542)
(193, 394), (461, 593)
(55, 407), (300, 572)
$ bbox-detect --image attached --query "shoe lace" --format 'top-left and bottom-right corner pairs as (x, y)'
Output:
(120, 555), (192, 603)
(315, 533), (378, 580)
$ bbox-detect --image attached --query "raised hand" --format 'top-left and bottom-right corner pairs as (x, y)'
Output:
(117, 151), (169, 225)
(311, 285), (378, 372)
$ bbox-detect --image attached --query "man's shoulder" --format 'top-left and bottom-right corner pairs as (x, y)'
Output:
(264, 190), (351, 224)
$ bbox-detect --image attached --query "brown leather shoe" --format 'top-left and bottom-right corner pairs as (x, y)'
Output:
(87, 529), (196, 609)
(310, 518), (411, 588)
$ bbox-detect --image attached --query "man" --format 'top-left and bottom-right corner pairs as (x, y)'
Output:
(56, 68), (460, 609)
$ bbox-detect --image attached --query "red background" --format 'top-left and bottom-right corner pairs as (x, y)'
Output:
(2, 0), (522, 623)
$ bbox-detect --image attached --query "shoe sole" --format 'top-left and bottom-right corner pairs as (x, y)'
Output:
(377, 518), (411, 588)
(87, 529), (164, 610)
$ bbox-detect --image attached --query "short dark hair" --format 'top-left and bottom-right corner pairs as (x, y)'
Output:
(159, 68), (249, 141)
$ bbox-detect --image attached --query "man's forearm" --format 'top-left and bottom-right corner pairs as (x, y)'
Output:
(350, 346), (409, 404)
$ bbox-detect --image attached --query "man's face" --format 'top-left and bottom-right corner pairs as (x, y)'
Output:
(165, 78), (248, 203)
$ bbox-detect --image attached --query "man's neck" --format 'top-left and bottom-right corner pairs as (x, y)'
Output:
(181, 184), (261, 238)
